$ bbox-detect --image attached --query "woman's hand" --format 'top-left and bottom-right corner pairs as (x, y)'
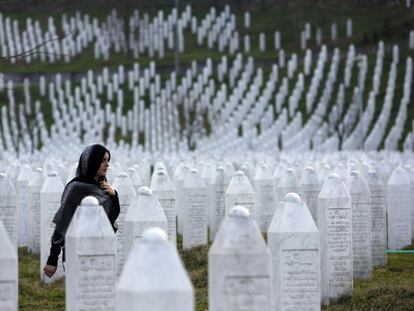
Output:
(99, 181), (116, 196)
(44, 264), (57, 278)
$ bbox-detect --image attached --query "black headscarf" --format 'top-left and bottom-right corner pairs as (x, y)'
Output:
(52, 144), (118, 236)
(72, 144), (111, 184)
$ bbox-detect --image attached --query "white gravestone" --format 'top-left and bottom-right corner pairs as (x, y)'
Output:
(113, 172), (136, 276)
(300, 166), (321, 226)
(0, 173), (17, 249)
(65, 196), (117, 311)
(254, 163), (276, 232)
(349, 171), (372, 280)
(276, 168), (300, 209)
(40, 171), (64, 284)
(123, 187), (167, 261)
(28, 167), (44, 253)
(0, 220), (18, 311)
(151, 169), (177, 244)
(117, 227), (194, 311)
(366, 170), (387, 267)
(268, 193), (320, 311)
(405, 165), (414, 241)
(318, 174), (352, 304)
(210, 166), (229, 241)
(387, 166), (412, 249)
(209, 205), (272, 311)
(182, 169), (208, 249)
(16, 166), (31, 246)
(225, 171), (256, 218)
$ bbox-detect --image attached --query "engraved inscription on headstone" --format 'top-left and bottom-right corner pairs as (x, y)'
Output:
(78, 255), (116, 309)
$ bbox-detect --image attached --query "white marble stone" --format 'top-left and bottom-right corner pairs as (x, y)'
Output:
(209, 206), (271, 311)
(113, 172), (136, 276)
(318, 174), (352, 304)
(366, 170), (387, 267)
(254, 163), (276, 232)
(405, 165), (414, 241)
(123, 187), (167, 261)
(0, 173), (17, 249)
(28, 167), (44, 253)
(40, 171), (64, 284)
(0, 219), (18, 311)
(349, 171), (372, 280)
(182, 169), (208, 249)
(65, 196), (117, 311)
(225, 171), (255, 218)
(387, 166), (412, 249)
(276, 168), (300, 208)
(151, 169), (177, 244)
(300, 166), (321, 226)
(210, 166), (229, 241)
(268, 193), (320, 311)
(16, 165), (31, 246)
(116, 227), (194, 311)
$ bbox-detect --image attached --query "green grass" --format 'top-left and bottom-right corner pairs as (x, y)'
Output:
(19, 241), (414, 311)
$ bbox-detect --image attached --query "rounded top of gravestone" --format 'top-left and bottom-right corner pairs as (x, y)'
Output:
(328, 173), (339, 180)
(229, 205), (250, 218)
(305, 166), (314, 172)
(217, 166), (224, 172)
(287, 168), (295, 174)
(284, 192), (301, 203)
(34, 167), (43, 173)
(0, 173), (7, 178)
(190, 168), (198, 175)
(118, 172), (128, 178)
(48, 171), (58, 177)
(234, 170), (245, 177)
(157, 169), (166, 176)
(142, 227), (168, 242)
(138, 186), (153, 196)
(350, 170), (360, 177)
(81, 196), (99, 206)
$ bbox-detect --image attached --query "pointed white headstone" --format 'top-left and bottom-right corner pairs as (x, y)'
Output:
(209, 205), (271, 311)
(117, 227), (194, 311)
(112, 172), (136, 276)
(0, 173), (17, 249)
(276, 168), (300, 208)
(300, 166), (321, 226)
(182, 169), (208, 249)
(253, 163), (276, 232)
(366, 170), (387, 267)
(387, 166), (412, 249)
(123, 187), (167, 261)
(318, 174), (352, 304)
(40, 171), (64, 284)
(16, 165), (31, 246)
(268, 193), (320, 310)
(0, 219), (17, 311)
(210, 166), (229, 240)
(65, 196), (117, 311)
(151, 169), (177, 244)
(28, 167), (44, 253)
(349, 171), (372, 280)
(225, 171), (255, 218)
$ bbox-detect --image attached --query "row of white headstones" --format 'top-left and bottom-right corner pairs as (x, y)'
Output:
(1, 4), (413, 63)
(0, 6), (352, 63)
(0, 39), (413, 161)
(0, 151), (412, 310)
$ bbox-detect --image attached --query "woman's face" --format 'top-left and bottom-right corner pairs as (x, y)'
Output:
(96, 152), (110, 177)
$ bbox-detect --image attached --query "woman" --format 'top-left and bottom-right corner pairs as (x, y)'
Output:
(43, 144), (120, 278)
